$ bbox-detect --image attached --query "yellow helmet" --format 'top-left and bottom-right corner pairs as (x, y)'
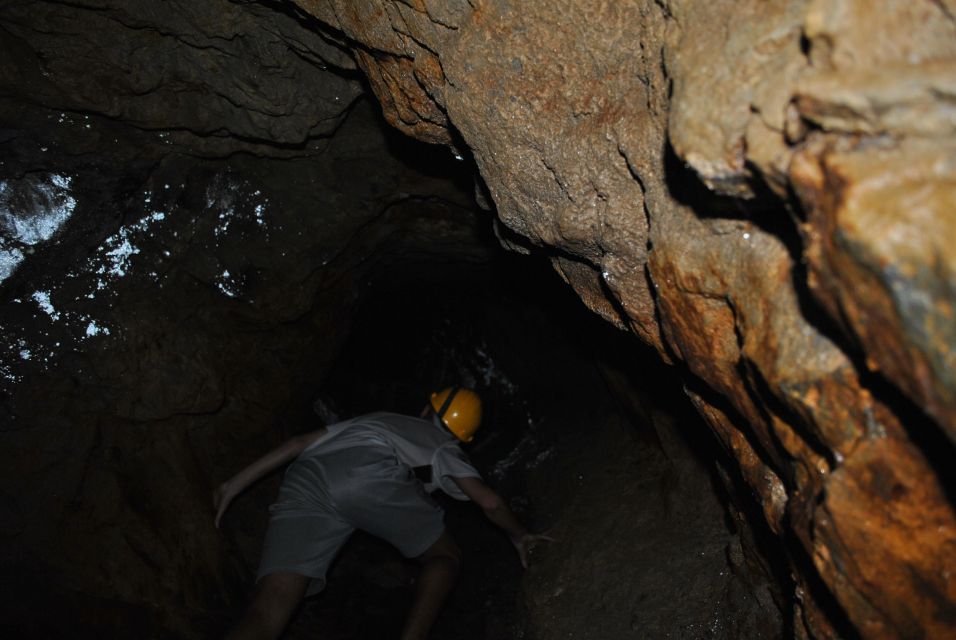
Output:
(430, 387), (482, 443)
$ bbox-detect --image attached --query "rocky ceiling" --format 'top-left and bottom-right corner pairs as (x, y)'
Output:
(1, 1), (955, 638)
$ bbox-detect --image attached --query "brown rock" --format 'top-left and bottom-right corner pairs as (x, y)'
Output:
(289, 1), (956, 636)
(815, 406), (956, 637)
(793, 139), (956, 440)
(665, 0), (808, 197)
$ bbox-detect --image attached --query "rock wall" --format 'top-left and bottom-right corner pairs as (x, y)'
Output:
(0, 2), (489, 634)
(290, 1), (956, 637)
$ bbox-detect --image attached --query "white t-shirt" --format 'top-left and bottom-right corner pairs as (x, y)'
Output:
(299, 411), (482, 500)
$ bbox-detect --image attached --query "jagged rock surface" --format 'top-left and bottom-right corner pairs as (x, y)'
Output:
(0, 3), (488, 627)
(0, 0), (362, 156)
(291, 1), (956, 637)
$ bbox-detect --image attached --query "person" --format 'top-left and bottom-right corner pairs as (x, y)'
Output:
(214, 387), (551, 640)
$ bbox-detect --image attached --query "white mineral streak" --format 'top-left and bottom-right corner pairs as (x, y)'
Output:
(0, 247), (24, 282)
(31, 290), (60, 320)
(0, 174), (78, 283)
(0, 174), (76, 244)
(85, 321), (110, 337)
(473, 343), (517, 392)
(93, 210), (166, 285)
(216, 270), (240, 298)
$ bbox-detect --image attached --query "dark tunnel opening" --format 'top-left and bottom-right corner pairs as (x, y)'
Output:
(213, 244), (789, 639)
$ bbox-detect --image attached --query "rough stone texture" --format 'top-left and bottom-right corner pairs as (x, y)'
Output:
(521, 354), (783, 639)
(304, 0), (663, 346)
(0, 0), (363, 156)
(793, 138), (956, 443)
(1, 0), (955, 638)
(285, 1), (956, 637)
(665, 0), (808, 197)
(0, 52), (487, 635)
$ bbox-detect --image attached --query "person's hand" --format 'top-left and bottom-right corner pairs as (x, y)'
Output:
(213, 482), (235, 529)
(511, 532), (555, 568)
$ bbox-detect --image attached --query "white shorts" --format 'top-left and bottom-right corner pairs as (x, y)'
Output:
(257, 444), (445, 595)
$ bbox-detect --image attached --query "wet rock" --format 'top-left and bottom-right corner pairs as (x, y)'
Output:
(0, 94), (487, 635)
(793, 138), (956, 441)
(0, 0), (362, 156)
(815, 407), (956, 639)
(286, 1), (956, 637)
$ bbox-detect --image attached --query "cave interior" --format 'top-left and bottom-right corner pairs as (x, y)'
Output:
(1, 1), (955, 639)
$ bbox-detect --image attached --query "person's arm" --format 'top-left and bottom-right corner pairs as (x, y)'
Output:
(452, 476), (553, 568)
(213, 428), (326, 528)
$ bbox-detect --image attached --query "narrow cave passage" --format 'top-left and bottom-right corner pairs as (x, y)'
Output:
(215, 253), (784, 639)
(0, 89), (788, 638)
(3, 3), (955, 638)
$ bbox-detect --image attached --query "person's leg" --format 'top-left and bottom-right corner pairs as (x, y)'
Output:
(332, 449), (457, 639)
(400, 530), (461, 640)
(225, 571), (309, 640)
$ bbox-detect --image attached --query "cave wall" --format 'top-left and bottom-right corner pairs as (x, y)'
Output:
(0, 2), (491, 633)
(287, 1), (956, 638)
(0, 103), (489, 635)
(0, 1), (954, 638)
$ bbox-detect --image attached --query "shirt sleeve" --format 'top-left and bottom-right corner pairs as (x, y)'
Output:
(430, 443), (482, 500)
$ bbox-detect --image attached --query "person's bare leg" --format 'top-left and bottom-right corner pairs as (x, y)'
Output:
(400, 530), (461, 640)
(225, 571), (309, 640)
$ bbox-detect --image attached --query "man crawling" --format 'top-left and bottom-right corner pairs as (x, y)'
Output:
(214, 387), (551, 640)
